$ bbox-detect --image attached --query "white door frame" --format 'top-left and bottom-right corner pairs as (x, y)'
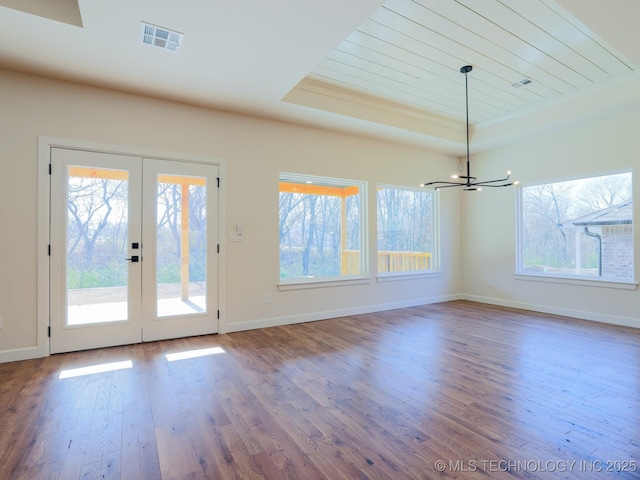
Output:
(37, 136), (227, 357)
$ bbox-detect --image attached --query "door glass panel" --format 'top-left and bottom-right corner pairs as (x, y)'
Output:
(66, 166), (129, 325)
(156, 174), (207, 317)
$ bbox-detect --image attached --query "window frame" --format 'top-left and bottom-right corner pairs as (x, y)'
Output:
(278, 172), (369, 289)
(515, 171), (637, 290)
(376, 183), (440, 280)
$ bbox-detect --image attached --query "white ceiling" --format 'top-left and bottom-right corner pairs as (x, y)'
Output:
(1, 0), (638, 155)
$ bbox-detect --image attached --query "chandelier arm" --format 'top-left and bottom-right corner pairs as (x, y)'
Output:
(435, 183), (472, 189)
(421, 181), (470, 187)
(473, 182), (514, 187)
(473, 176), (511, 186)
(454, 175), (477, 181)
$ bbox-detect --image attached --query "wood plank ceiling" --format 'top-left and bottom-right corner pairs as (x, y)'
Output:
(1, 0), (637, 151)
(290, 0), (636, 126)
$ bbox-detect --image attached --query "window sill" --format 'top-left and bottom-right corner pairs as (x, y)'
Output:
(514, 273), (638, 290)
(377, 271), (442, 282)
(278, 276), (371, 291)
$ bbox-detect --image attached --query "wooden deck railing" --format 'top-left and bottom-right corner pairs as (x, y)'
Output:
(341, 250), (432, 275)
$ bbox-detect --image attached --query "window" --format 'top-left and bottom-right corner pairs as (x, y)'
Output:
(377, 185), (436, 274)
(279, 174), (367, 283)
(518, 172), (633, 281)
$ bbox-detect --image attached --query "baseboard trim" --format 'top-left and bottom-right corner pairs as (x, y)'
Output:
(221, 294), (461, 333)
(461, 294), (640, 329)
(5, 294), (636, 362)
(0, 346), (42, 364)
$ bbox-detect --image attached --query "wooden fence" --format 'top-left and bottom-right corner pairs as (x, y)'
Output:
(342, 250), (432, 275)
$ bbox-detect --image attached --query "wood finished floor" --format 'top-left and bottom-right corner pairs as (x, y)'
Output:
(1, 300), (639, 479)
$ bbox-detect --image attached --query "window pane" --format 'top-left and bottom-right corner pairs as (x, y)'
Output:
(156, 176), (207, 316)
(520, 172), (633, 280)
(279, 176), (364, 280)
(377, 186), (434, 273)
(66, 167), (129, 325)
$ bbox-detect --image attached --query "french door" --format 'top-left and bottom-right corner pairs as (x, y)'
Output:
(50, 148), (218, 354)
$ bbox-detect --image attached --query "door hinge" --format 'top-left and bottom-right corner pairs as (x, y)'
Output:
(48, 326), (51, 337)
(48, 164), (52, 175)
(217, 310), (220, 319)
(48, 245), (51, 256)
(217, 177), (220, 188)
(217, 244), (220, 253)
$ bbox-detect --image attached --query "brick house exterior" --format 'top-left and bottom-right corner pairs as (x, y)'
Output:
(563, 201), (633, 279)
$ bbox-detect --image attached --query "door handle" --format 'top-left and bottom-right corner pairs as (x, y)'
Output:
(125, 255), (139, 262)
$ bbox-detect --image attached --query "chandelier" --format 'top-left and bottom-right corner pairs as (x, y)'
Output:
(421, 65), (517, 191)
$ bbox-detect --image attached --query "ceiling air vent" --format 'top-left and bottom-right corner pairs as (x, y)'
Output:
(511, 78), (533, 88)
(140, 22), (183, 52)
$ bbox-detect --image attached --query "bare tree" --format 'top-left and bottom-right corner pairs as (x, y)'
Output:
(279, 189), (352, 277)
(67, 177), (128, 287)
(574, 173), (632, 213)
(301, 194), (318, 276)
(377, 188), (431, 252)
(522, 183), (572, 268)
(157, 183), (182, 259)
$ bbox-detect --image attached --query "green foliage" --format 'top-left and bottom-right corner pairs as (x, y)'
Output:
(157, 264), (180, 284)
(67, 259), (127, 289)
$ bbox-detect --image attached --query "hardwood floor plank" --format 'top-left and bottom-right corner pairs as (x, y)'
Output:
(155, 423), (200, 480)
(216, 423), (264, 479)
(1, 301), (639, 479)
(250, 381), (365, 480)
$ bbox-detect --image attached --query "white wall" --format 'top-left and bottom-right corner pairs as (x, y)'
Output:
(0, 69), (461, 362)
(461, 77), (640, 327)
(3, 67), (637, 363)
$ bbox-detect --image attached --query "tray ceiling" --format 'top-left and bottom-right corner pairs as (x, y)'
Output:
(0, 0), (638, 153)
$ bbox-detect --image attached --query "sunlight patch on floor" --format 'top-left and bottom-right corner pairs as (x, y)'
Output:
(165, 347), (225, 362)
(59, 360), (133, 379)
